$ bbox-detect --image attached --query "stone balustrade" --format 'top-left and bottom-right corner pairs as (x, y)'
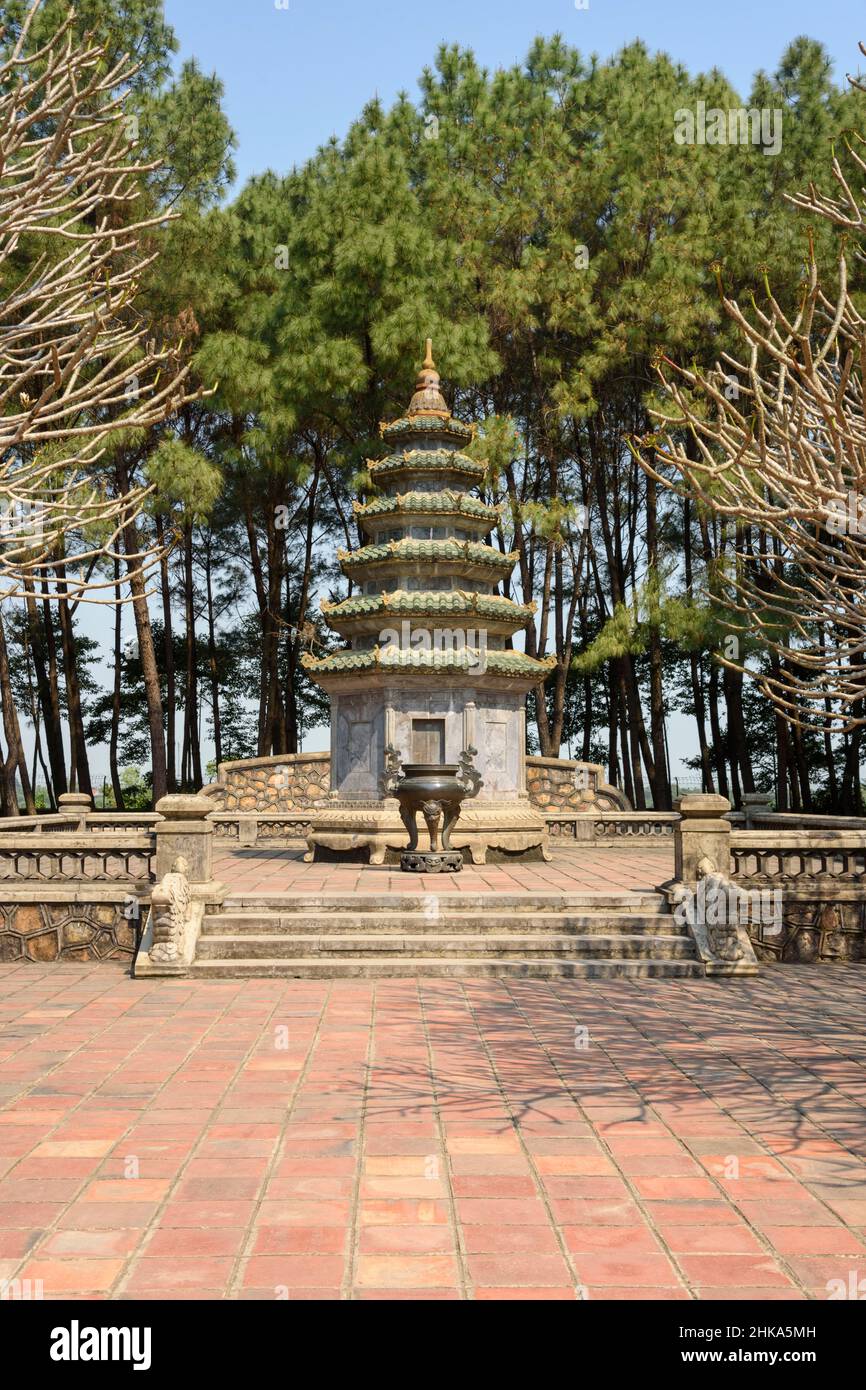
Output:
(0, 834), (154, 884)
(547, 811), (678, 845)
(729, 830), (866, 883)
(670, 799), (866, 965)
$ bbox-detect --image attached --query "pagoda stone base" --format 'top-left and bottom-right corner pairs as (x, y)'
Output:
(305, 799), (550, 865)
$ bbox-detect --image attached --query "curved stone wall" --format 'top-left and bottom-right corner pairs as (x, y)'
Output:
(202, 750), (630, 815)
(202, 753), (330, 812)
(525, 757), (631, 814)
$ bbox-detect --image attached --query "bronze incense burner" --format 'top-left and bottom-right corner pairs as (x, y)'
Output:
(381, 746), (483, 872)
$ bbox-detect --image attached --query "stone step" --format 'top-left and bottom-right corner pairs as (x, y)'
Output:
(194, 932), (695, 961)
(188, 956), (705, 980)
(220, 891), (668, 915)
(201, 910), (686, 937)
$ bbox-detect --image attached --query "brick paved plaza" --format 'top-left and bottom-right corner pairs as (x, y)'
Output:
(1, 950), (865, 1300)
(212, 844), (674, 896)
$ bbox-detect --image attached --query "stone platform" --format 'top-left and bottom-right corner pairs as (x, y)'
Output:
(212, 844), (673, 898)
(195, 846), (689, 980)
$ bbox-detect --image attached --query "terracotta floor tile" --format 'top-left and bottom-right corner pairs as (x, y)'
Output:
(2, 955), (864, 1301)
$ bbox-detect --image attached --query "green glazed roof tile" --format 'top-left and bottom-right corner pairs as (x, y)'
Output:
(368, 448), (484, 480)
(338, 538), (516, 571)
(381, 413), (473, 446)
(355, 490), (498, 522)
(322, 589), (535, 623)
(302, 647), (555, 678)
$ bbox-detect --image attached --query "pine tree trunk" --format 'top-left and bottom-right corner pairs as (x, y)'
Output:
(286, 459), (322, 754)
(155, 514), (177, 793)
(204, 536), (222, 769)
(109, 558), (125, 811)
(40, 582), (68, 798)
(117, 458), (167, 804)
(182, 525), (202, 789)
(54, 562), (92, 802)
(0, 725), (14, 816)
(0, 610), (34, 813)
(644, 473), (671, 809)
(244, 504), (271, 756)
(722, 665), (754, 806)
(708, 661), (730, 800)
(682, 503), (714, 792)
(24, 581), (66, 800)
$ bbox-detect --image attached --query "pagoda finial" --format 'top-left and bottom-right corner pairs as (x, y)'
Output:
(408, 337), (448, 417)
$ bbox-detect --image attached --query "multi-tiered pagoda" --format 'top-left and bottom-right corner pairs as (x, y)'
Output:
(302, 343), (555, 863)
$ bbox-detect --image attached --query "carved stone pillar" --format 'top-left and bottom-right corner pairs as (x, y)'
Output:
(674, 793), (732, 884)
(518, 707), (527, 795)
(58, 792), (91, 830)
(384, 702), (397, 760)
(154, 794), (215, 883)
(462, 701), (477, 757)
(741, 791), (773, 828)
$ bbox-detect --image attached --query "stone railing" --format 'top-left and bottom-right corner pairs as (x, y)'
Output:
(729, 831), (866, 884)
(732, 792), (866, 832)
(200, 750), (633, 819)
(0, 833), (154, 885)
(0, 792), (160, 835)
(0, 794), (225, 971)
(547, 811), (677, 845)
(670, 794), (866, 967)
(208, 811), (314, 848)
(0, 811), (155, 964)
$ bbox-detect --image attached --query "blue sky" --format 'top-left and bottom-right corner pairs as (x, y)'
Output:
(164, 0), (864, 190)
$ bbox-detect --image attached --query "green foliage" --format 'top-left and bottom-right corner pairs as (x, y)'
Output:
(146, 439), (222, 523)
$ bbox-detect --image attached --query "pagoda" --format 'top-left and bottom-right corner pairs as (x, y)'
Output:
(302, 342), (555, 864)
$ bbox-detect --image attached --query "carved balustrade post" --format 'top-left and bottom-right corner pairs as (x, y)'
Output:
(674, 793), (732, 885)
(57, 792), (91, 832)
(153, 795), (215, 883)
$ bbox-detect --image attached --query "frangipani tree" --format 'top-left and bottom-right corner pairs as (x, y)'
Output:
(0, 2), (203, 603)
(639, 45), (866, 738)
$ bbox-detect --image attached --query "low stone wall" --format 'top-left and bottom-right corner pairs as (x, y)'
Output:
(0, 834), (153, 885)
(202, 753), (330, 812)
(730, 829), (866, 964)
(524, 757), (630, 813)
(0, 889), (139, 964)
(745, 891), (866, 964)
(209, 813), (314, 848)
(0, 823), (152, 964)
(547, 811), (677, 844)
(202, 751), (631, 816)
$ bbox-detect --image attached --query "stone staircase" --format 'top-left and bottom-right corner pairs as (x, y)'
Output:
(189, 890), (703, 979)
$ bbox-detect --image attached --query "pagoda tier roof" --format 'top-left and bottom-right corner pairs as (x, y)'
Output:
(380, 412), (473, 448)
(368, 448), (484, 484)
(338, 537), (516, 576)
(321, 588), (535, 634)
(302, 647), (555, 680)
(355, 490), (498, 526)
